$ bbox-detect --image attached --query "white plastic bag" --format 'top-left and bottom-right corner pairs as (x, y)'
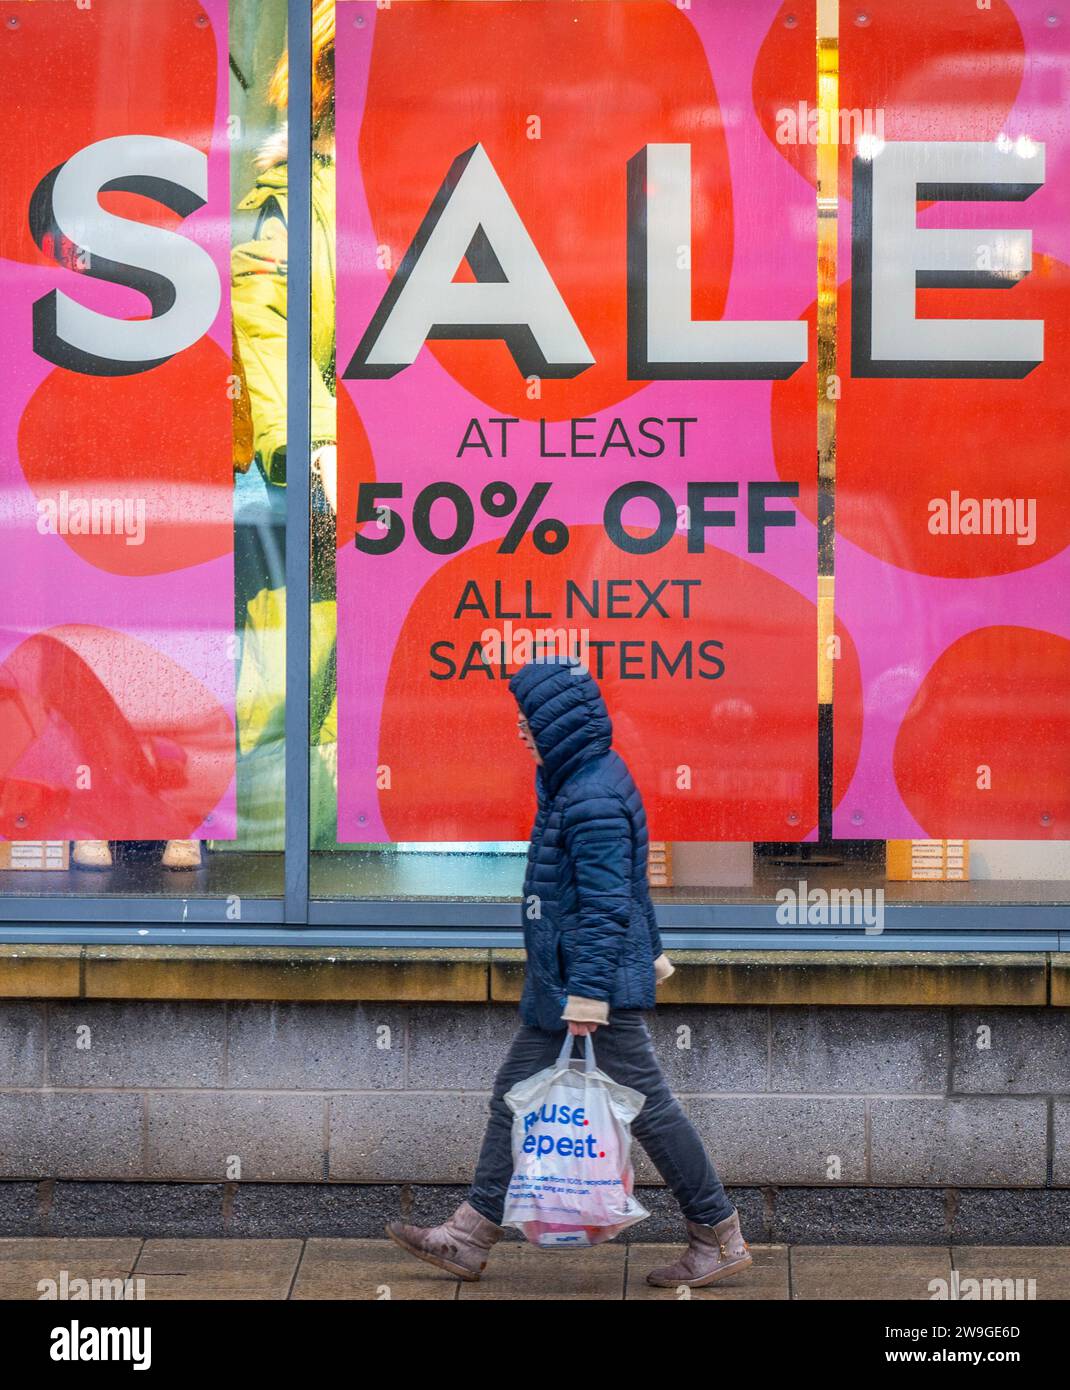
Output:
(502, 1032), (649, 1248)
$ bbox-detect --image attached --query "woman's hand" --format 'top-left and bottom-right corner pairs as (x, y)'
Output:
(312, 444), (337, 513)
(567, 1021), (599, 1037)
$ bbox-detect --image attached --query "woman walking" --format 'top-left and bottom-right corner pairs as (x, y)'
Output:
(387, 654), (751, 1288)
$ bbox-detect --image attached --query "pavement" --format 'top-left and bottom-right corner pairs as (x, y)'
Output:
(2, 1239), (1068, 1300)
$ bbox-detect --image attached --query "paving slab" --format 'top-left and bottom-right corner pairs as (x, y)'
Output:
(1, 1238), (1063, 1300)
(457, 1241), (627, 1300)
(292, 1238), (458, 1300)
(625, 1243), (789, 1300)
(791, 1245), (953, 1301)
(951, 1246), (1070, 1302)
(133, 1238), (302, 1300)
(0, 1237), (142, 1301)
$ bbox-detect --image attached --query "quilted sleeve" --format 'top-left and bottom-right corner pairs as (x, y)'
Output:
(560, 789), (632, 1005)
(644, 891), (664, 959)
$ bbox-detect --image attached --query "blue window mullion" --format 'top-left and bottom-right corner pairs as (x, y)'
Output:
(283, 0), (313, 925)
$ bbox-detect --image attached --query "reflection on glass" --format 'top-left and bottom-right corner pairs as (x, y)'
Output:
(0, 0), (287, 897)
(310, 1), (1069, 915)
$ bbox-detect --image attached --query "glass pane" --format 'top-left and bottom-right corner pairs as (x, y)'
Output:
(312, 0), (1069, 919)
(821, 0), (1070, 910)
(314, 0), (820, 903)
(0, 0), (288, 898)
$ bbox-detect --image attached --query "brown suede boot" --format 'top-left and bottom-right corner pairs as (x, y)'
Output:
(646, 1209), (752, 1288)
(385, 1201), (506, 1281)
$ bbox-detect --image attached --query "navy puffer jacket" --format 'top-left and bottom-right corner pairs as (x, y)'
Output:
(509, 657), (663, 1030)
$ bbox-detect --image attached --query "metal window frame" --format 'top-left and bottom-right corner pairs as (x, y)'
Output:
(0, 0), (310, 938)
(284, 0), (312, 928)
(0, 0), (1066, 953)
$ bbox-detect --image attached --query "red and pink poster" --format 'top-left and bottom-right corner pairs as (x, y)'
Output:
(771, 0), (1069, 840)
(0, 0), (236, 842)
(334, 0), (823, 842)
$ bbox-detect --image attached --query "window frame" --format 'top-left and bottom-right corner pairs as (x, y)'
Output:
(0, 0), (1066, 954)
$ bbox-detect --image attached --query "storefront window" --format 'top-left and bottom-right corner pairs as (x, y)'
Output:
(0, 0), (288, 902)
(0, 0), (1066, 933)
(309, 0), (1068, 921)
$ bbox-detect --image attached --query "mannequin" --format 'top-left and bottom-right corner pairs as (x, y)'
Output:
(229, 0), (341, 852)
(72, 840), (202, 871)
(70, 6), (338, 873)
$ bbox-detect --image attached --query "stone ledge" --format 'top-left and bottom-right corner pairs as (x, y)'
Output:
(491, 950), (1049, 1007)
(79, 946), (490, 1002)
(0, 944), (1054, 1006)
(658, 951), (1049, 1006)
(0, 945), (81, 998)
(1050, 956), (1070, 1007)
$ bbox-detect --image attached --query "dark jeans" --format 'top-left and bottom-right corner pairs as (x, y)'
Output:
(468, 1010), (735, 1228)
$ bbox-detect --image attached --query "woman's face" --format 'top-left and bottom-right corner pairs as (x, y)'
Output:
(517, 712), (543, 765)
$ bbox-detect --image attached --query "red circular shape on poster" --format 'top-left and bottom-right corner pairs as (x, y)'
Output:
(19, 335), (233, 577)
(771, 259), (1070, 577)
(753, 0), (1024, 195)
(336, 386), (377, 551)
(0, 0), (217, 266)
(893, 626), (1070, 837)
(358, 0), (732, 421)
(0, 624), (233, 841)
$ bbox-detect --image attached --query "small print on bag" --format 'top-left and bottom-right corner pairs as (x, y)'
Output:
(502, 1031), (649, 1248)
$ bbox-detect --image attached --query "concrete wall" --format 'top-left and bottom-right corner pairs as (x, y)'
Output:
(2, 1000), (1068, 1238)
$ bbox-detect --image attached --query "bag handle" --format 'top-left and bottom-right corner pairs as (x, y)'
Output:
(556, 1030), (596, 1072)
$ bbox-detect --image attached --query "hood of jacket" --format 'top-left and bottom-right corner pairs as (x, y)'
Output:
(509, 657), (613, 798)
